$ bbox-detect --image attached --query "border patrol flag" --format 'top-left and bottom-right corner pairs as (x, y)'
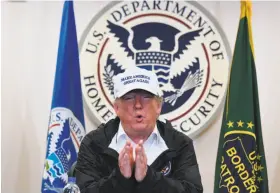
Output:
(41, 1), (86, 192)
(214, 1), (269, 192)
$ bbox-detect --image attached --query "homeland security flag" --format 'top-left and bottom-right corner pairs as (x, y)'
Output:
(41, 1), (86, 192)
(214, 1), (269, 193)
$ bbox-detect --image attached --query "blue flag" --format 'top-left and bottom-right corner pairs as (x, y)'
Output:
(41, 1), (86, 192)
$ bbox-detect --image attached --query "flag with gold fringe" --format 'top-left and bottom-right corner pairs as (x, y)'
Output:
(214, 1), (269, 192)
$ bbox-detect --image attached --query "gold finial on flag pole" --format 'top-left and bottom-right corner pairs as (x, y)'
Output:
(241, 0), (252, 18)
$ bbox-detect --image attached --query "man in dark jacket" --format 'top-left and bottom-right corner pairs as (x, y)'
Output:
(76, 67), (203, 193)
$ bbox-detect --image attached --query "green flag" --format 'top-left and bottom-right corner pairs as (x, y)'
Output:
(214, 1), (269, 193)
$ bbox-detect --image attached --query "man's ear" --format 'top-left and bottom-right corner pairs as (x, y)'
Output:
(113, 100), (120, 115)
(156, 100), (162, 115)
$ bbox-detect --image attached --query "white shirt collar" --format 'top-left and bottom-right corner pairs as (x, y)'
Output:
(116, 122), (160, 145)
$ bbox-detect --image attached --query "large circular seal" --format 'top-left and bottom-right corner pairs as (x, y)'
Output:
(79, 1), (231, 138)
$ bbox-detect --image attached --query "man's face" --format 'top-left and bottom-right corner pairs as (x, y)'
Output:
(114, 89), (162, 134)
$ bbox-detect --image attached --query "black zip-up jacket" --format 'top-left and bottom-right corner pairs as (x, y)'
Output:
(76, 117), (203, 193)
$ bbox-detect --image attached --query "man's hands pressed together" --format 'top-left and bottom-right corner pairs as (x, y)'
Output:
(135, 140), (148, 182)
(118, 141), (134, 178)
(118, 140), (148, 182)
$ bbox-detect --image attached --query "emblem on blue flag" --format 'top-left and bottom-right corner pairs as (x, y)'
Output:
(41, 1), (86, 192)
(42, 108), (85, 192)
